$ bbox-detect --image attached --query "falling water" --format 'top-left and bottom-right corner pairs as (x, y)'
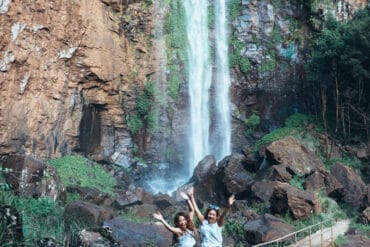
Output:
(184, 0), (212, 174)
(213, 0), (231, 159)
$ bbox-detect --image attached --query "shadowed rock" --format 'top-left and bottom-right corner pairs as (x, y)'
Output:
(244, 214), (293, 245)
(330, 163), (367, 209)
(2, 155), (65, 201)
(304, 170), (345, 199)
(64, 201), (114, 227)
(103, 218), (172, 246)
(270, 183), (321, 220)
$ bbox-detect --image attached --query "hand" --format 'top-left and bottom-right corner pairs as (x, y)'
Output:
(187, 187), (194, 197)
(153, 212), (164, 221)
(228, 194), (235, 207)
(179, 191), (190, 201)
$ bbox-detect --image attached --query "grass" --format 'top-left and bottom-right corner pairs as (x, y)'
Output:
(0, 190), (66, 246)
(48, 155), (116, 195)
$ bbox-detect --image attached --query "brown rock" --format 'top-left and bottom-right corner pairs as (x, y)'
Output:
(265, 137), (324, 175)
(64, 201), (114, 227)
(270, 183), (321, 220)
(304, 170), (345, 199)
(330, 163), (366, 208)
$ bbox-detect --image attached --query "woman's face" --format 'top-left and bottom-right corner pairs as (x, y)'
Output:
(207, 209), (218, 224)
(177, 215), (188, 230)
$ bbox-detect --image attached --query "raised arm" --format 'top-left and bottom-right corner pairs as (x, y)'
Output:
(180, 191), (195, 220)
(188, 187), (205, 223)
(217, 194), (235, 227)
(153, 212), (182, 236)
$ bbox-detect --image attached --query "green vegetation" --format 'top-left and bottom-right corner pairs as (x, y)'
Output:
(48, 155), (116, 195)
(255, 113), (320, 150)
(228, 0), (243, 21)
(166, 0), (187, 100)
(0, 191), (69, 246)
(127, 80), (158, 136)
(229, 34), (252, 75)
(335, 235), (349, 245)
(120, 211), (150, 224)
(244, 111), (261, 138)
(305, 7), (370, 144)
(349, 220), (370, 236)
(223, 219), (245, 246)
(289, 175), (305, 190)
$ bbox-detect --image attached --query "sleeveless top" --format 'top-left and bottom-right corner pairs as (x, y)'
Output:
(173, 229), (196, 247)
(199, 220), (222, 247)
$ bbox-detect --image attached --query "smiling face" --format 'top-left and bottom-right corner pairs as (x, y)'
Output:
(177, 215), (188, 230)
(206, 209), (218, 224)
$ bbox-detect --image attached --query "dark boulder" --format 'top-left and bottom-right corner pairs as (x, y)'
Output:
(244, 214), (293, 245)
(330, 163), (367, 209)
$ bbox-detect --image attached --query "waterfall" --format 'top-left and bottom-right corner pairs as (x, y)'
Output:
(184, 0), (212, 175)
(213, 0), (231, 159)
(184, 0), (231, 171)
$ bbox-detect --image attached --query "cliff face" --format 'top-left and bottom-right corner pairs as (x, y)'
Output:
(0, 0), (368, 165)
(0, 0), (153, 165)
(229, 0), (368, 150)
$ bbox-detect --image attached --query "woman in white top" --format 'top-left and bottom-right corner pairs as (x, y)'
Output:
(153, 192), (198, 246)
(188, 187), (235, 247)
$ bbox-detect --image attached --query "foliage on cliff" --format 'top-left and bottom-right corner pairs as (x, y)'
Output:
(305, 7), (370, 146)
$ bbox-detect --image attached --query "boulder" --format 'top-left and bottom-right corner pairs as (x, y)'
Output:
(250, 181), (280, 204)
(189, 155), (228, 205)
(265, 137), (324, 175)
(67, 185), (113, 207)
(330, 163), (367, 208)
(103, 218), (172, 246)
(270, 183), (321, 220)
(241, 147), (262, 172)
(2, 155), (65, 201)
(64, 201), (114, 227)
(358, 207), (370, 225)
(220, 153), (254, 195)
(304, 170), (345, 199)
(261, 164), (293, 182)
(244, 214), (293, 245)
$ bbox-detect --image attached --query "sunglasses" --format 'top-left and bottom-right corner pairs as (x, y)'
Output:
(209, 204), (220, 210)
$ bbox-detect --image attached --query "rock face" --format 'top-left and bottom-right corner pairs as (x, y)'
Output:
(0, 0), (154, 165)
(1, 0), (368, 169)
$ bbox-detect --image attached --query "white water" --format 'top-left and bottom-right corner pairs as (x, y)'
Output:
(214, 0), (232, 159)
(184, 0), (212, 175)
(184, 0), (231, 169)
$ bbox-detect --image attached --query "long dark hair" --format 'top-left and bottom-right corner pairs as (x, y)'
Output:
(174, 212), (196, 231)
(172, 212), (197, 244)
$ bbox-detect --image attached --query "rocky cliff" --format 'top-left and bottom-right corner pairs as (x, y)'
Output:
(0, 0), (155, 165)
(0, 0), (368, 166)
